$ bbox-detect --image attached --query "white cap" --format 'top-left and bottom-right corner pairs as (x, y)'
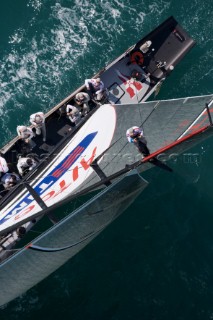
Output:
(78, 93), (84, 99)
(128, 127), (136, 136)
(35, 115), (42, 123)
(20, 126), (27, 132)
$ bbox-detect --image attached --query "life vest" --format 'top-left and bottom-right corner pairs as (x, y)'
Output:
(130, 50), (144, 65)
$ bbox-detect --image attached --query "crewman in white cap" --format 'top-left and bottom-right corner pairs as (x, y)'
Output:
(17, 156), (37, 176)
(30, 112), (46, 142)
(17, 125), (35, 149)
(75, 92), (90, 116)
(126, 126), (150, 158)
(66, 104), (81, 126)
(0, 156), (9, 177)
(85, 77), (105, 101)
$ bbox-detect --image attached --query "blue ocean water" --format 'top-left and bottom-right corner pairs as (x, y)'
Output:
(0, 0), (213, 319)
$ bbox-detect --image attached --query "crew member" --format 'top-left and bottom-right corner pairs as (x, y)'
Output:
(66, 104), (81, 126)
(75, 92), (90, 116)
(17, 157), (37, 176)
(30, 112), (46, 142)
(1, 172), (20, 190)
(0, 156), (9, 177)
(17, 125), (35, 149)
(85, 77), (104, 101)
(126, 126), (150, 157)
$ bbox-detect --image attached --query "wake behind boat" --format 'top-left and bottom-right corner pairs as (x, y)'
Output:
(0, 16), (208, 306)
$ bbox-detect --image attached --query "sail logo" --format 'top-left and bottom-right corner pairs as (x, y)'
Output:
(116, 70), (143, 98)
(0, 104), (117, 230)
(0, 132), (98, 225)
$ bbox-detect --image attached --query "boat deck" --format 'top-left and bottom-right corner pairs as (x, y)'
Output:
(102, 56), (151, 104)
(0, 55), (153, 198)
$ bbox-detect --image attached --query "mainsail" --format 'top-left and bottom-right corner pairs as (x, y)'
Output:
(0, 171), (148, 307)
(0, 95), (213, 237)
(79, 94), (213, 188)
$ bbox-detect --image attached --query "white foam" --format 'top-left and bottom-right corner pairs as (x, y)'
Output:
(135, 12), (146, 25)
(27, 0), (42, 12)
(110, 8), (121, 18)
(16, 67), (32, 80)
(8, 29), (25, 44)
(0, 1), (150, 145)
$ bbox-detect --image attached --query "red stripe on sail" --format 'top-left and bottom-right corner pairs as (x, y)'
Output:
(51, 146), (84, 178)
